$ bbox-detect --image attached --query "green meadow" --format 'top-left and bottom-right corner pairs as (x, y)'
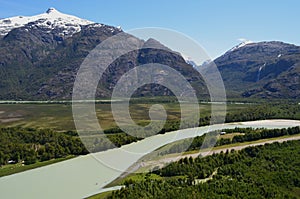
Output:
(0, 102), (250, 131)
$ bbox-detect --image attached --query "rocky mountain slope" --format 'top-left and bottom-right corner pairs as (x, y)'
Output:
(0, 8), (299, 100)
(0, 8), (206, 100)
(214, 41), (300, 99)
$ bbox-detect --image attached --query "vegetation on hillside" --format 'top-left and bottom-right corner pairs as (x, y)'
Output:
(0, 102), (299, 176)
(106, 140), (300, 198)
(155, 126), (300, 155)
(0, 128), (87, 165)
(0, 127), (144, 166)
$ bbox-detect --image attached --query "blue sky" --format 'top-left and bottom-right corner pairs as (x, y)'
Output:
(0, 0), (299, 58)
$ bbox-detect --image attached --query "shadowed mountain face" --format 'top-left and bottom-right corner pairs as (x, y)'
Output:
(0, 23), (121, 100)
(0, 9), (299, 100)
(0, 9), (207, 100)
(214, 41), (300, 99)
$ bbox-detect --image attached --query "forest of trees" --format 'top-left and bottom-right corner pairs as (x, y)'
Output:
(0, 128), (140, 165)
(84, 102), (300, 152)
(105, 102), (300, 137)
(108, 140), (300, 198)
(231, 126), (300, 143)
(225, 102), (300, 123)
(0, 127), (88, 165)
(1, 102), (299, 166)
(1, 125), (299, 166)
(158, 126), (300, 155)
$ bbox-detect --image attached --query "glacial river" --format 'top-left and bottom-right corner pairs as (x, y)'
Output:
(0, 119), (299, 199)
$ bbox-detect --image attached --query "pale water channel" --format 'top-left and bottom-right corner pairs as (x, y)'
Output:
(0, 119), (299, 199)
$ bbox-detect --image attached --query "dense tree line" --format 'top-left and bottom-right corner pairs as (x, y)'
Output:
(108, 140), (300, 198)
(0, 127), (88, 165)
(89, 103), (300, 152)
(202, 103), (300, 126)
(105, 102), (300, 138)
(103, 121), (180, 138)
(2, 125), (298, 167)
(231, 126), (300, 143)
(225, 103), (300, 122)
(0, 127), (144, 165)
(89, 133), (141, 152)
(158, 126), (300, 155)
(1, 102), (299, 166)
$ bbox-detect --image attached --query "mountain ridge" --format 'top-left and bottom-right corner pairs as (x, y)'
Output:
(214, 41), (300, 98)
(0, 8), (299, 100)
(0, 8), (95, 38)
(0, 8), (207, 100)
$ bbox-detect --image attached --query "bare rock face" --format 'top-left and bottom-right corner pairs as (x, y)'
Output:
(0, 8), (299, 100)
(213, 41), (300, 99)
(0, 8), (206, 100)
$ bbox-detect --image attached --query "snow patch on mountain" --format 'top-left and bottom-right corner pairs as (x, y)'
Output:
(229, 40), (254, 52)
(0, 8), (94, 37)
(181, 54), (199, 68)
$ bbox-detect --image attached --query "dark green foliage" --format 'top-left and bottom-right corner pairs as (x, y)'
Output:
(109, 140), (300, 198)
(231, 127), (292, 143)
(0, 127), (144, 165)
(89, 133), (141, 152)
(158, 127), (300, 155)
(100, 102), (300, 152)
(0, 127), (88, 165)
(226, 103), (300, 122)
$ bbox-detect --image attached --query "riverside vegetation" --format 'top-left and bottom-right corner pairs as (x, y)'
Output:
(1, 125), (299, 178)
(104, 140), (300, 199)
(0, 101), (299, 176)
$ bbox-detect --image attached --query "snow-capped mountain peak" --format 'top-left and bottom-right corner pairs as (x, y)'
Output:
(0, 8), (94, 37)
(46, 7), (59, 14)
(181, 54), (198, 68)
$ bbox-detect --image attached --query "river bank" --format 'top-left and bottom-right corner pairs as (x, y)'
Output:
(0, 119), (299, 199)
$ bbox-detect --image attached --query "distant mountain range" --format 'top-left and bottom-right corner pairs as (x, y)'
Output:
(0, 8), (299, 100)
(0, 8), (206, 100)
(215, 41), (300, 99)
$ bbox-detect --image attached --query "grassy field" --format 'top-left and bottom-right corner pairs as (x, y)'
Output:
(0, 100), (297, 179)
(0, 102), (250, 131)
(0, 101), (250, 178)
(0, 155), (75, 177)
(219, 132), (244, 139)
(0, 104), (75, 131)
(87, 190), (114, 199)
(154, 134), (300, 160)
